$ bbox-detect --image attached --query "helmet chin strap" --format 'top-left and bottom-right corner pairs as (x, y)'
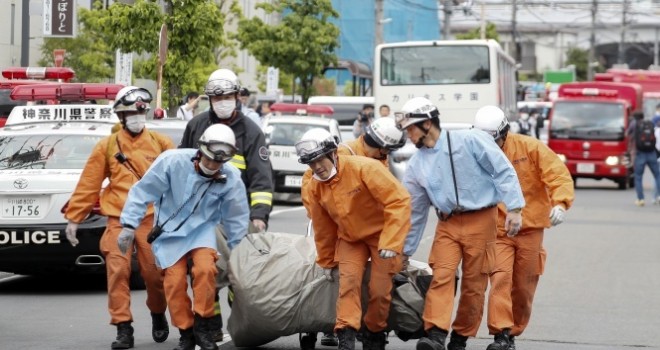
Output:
(414, 123), (430, 148)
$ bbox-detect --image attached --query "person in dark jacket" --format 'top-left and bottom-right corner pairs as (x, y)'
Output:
(179, 68), (274, 341)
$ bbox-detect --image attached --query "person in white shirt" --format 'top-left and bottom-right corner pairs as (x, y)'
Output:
(177, 92), (201, 121)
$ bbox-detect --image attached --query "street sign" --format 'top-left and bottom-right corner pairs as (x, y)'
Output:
(53, 49), (65, 67)
(43, 0), (75, 37)
(544, 70), (575, 84)
(114, 49), (133, 87)
(266, 67), (279, 96)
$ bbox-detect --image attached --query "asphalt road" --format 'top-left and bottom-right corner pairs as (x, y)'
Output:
(1, 173), (659, 350)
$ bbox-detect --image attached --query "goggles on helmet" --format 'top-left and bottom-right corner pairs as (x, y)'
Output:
(199, 141), (237, 162)
(205, 79), (239, 97)
(114, 88), (153, 108)
(394, 109), (439, 131)
(295, 139), (336, 164)
(365, 127), (406, 150)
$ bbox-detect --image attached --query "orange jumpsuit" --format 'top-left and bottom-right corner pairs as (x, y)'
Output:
(66, 128), (175, 324)
(337, 136), (389, 167)
(301, 155), (411, 333)
(487, 133), (574, 337)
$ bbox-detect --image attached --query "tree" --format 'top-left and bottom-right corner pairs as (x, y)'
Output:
(564, 47), (604, 81)
(235, 0), (339, 103)
(455, 22), (500, 42)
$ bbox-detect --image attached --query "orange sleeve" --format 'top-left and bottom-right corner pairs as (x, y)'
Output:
(302, 180), (339, 269)
(64, 138), (110, 223)
(534, 140), (575, 210)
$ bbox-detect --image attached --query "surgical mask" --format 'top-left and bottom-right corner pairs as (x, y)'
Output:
(212, 100), (236, 119)
(312, 165), (337, 182)
(198, 161), (219, 176)
(125, 114), (146, 133)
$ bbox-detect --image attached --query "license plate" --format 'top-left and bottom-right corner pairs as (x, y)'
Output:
(284, 175), (303, 187)
(2, 196), (45, 218)
(577, 163), (595, 174)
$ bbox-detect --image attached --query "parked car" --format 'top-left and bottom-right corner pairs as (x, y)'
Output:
(262, 103), (341, 193)
(146, 118), (189, 146)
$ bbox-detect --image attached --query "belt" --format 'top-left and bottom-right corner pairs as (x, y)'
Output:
(436, 204), (496, 222)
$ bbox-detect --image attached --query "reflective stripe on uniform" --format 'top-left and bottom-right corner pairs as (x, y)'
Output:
(250, 191), (273, 206)
(229, 154), (246, 170)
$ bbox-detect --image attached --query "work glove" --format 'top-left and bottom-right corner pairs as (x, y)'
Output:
(505, 211), (523, 237)
(549, 205), (566, 226)
(250, 219), (267, 233)
(379, 249), (397, 259)
(322, 267), (335, 282)
(65, 221), (79, 247)
(117, 227), (136, 255)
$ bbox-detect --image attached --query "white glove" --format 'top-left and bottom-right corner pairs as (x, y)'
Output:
(549, 205), (566, 226)
(379, 249), (397, 259)
(65, 221), (79, 247)
(117, 227), (135, 255)
(505, 211), (523, 237)
(322, 267), (334, 282)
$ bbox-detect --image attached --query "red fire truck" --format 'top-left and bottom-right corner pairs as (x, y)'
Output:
(0, 67), (77, 127)
(547, 81), (642, 189)
(595, 69), (660, 119)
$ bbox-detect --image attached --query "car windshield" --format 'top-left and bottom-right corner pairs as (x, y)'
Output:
(0, 134), (102, 170)
(550, 101), (625, 141)
(265, 123), (329, 146)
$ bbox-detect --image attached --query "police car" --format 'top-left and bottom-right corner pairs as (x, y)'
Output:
(0, 84), (124, 277)
(262, 103), (341, 193)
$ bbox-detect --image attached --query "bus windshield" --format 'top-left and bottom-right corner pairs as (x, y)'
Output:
(550, 101), (625, 141)
(380, 45), (490, 85)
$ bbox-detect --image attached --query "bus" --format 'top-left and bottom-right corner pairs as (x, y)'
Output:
(374, 39), (518, 124)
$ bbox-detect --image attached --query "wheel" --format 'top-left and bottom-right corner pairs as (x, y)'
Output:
(571, 176), (577, 189)
(628, 175), (635, 189)
(617, 177), (630, 190)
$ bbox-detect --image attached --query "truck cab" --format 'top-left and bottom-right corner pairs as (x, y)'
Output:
(548, 82), (642, 189)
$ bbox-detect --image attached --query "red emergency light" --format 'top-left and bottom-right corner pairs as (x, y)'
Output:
(2, 67), (76, 81)
(10, 83), (124, 102)
(270, 103), (334, 116)
(0, 80), (56, 90)
(562, 88), (618, 98)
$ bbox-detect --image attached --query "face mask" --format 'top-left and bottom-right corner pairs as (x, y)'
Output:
(212, 100), (236, 119)
(125, 114), (146, 133)
(312, 154), (338, 182)
(198, 161), (219, 176)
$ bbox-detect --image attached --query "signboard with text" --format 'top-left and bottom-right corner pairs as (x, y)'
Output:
(114, 50), (133, 87)
(43, 0), (75, 37)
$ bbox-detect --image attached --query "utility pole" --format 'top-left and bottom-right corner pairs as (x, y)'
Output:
(375, 0), (384, 46)
(511, 0), (521, 63)
(442, 0), (452, 40)
(587, 0), (597, 80)
(480, 1), (486, 40)
(618, 0), (628, 65)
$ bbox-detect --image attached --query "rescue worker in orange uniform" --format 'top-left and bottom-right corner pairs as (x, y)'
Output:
(64, 86), (175, 349)
(119, 124), (249, 350)
(473, 106), (574, 350)
(398, 97), (525, 350)
(337, 117), (405, 167)
(298, 128), (411, 350)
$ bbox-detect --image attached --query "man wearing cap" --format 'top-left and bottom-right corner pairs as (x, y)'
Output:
(64, 86), (175, 349)
(396, 97), (524, 350)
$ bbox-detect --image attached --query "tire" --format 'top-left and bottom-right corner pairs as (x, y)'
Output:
(617, 178), (629, 190)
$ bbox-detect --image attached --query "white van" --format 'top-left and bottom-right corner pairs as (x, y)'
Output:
(307, 96), (374, 126)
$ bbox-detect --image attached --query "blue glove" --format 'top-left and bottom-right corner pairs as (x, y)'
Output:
(117, 227), (135, 255)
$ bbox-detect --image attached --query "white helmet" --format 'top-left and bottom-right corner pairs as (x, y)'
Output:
(113, 86), (152, 113)
(205, 69), (240, 97)
(365, 117), (405, 149)
(198, 124), (238, 162)
(473, 105), (510, 141)
(295, 128), (338, 164)
(394, 97), (439, 130)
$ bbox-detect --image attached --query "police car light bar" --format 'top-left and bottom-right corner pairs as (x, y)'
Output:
(270, 103), (334, 116)
(2, 67), (76, 81)
(0, 80), (56, 90)
(562, 88), (618, 98)
(10, 83), (124, 102)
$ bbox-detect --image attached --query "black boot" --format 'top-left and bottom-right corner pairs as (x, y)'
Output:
(362, 329), (388, 350)
(336, 328), (357, 350)
(416, 327), (447, 350)
(508, 335), (516, 350)
(173, 328), (195, 350)
(321, 332), (339, 346)
(194, 314), (219, 350)
(151, 312), (169, 343)
(208, 313), (224, 342)
(486, 329), (511, 350)
(446, 330), (467, 350)
(111, 322), (134, 349)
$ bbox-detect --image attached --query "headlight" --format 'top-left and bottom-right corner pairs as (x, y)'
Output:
(557, 154), (566, 163)
(605, 156), (619, 166)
